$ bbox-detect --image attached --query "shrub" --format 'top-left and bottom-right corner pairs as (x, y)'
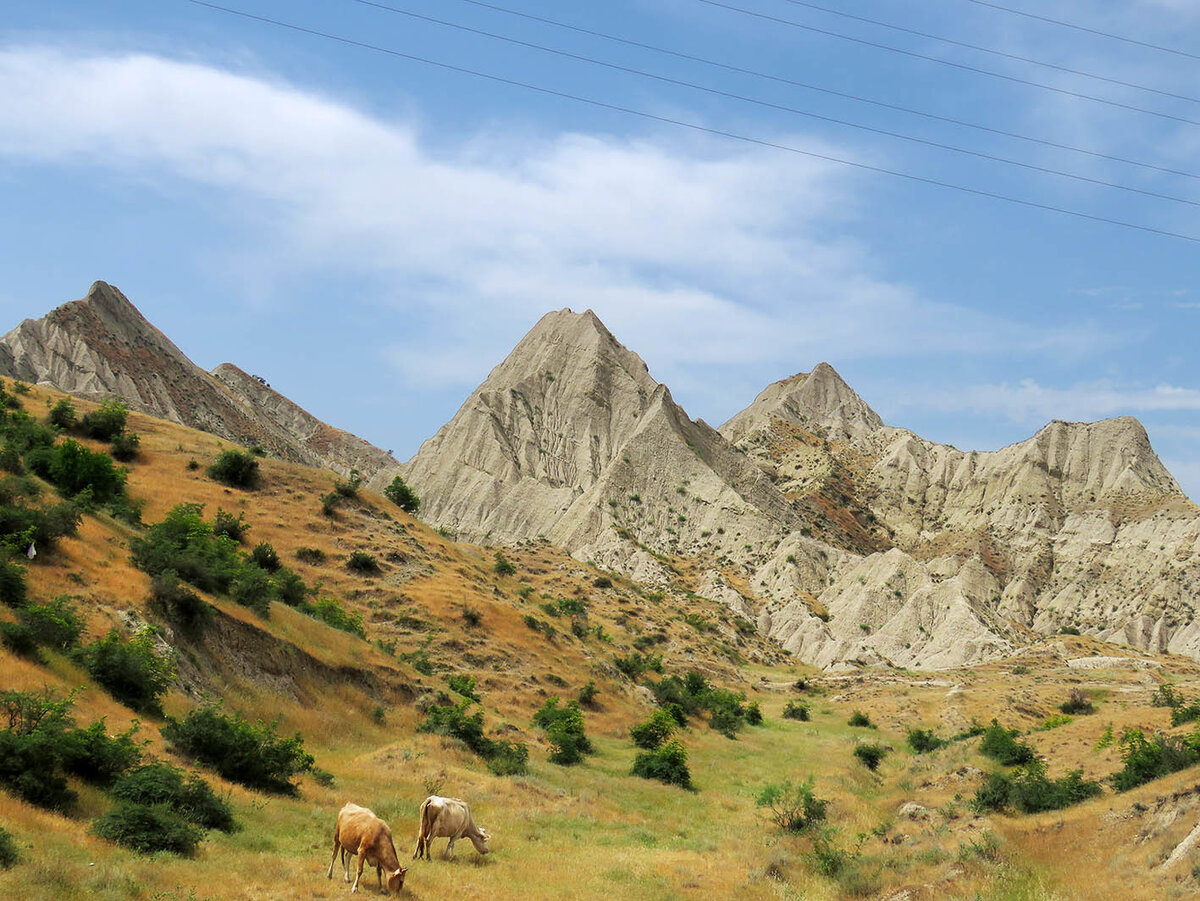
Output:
(80, 399), (128, 441)
(907, 728), (947, 753)
(272, 567), (309, 608)
(493, 551), (516, 576)
(593, 576), (612, 589)
(48, 399), (76, 431)
(230, 565), (273, 617)
(979, 720), (1036, 766)
(418, 700), (527, 774)
(384, 476), (420, 514)
(333, 471), (361, 498)
(756, 776), (828, 831)
(631, 709), (677, 750)
(0, 556), (26, 608)
(853, 743), (888, 771)
(461, 606), (482, 627)
(0, 691), (78, 812)
(163, 707), (314, 795)
(306, 597), (365, 638)
(0, 621), (40, 660)
(207, 449), (259, 489)
(58, 719), (143, 787)
(631, 739), (693, 789)
(18, 595), (83, 651)
(1171, 703), (1200, 727)
(578, 680), (599, 709)
(131, 504), (242, 595)
(347, 551), (380, 574)
(249, 542), (280, 572)
(92, 802), (203, 855)
(614, 651), (663, 681)
(320, 492), (342, 517)
(112, 761), (236, 832)
(447, 674), (479, 701)
(1151, 684), (1182, 708)
(783, 700), (811, 721)
(487, 741), (529, 777)
(0, 825), (17, 869)
(212, 508), (249, 542)
(79, 628), (176, 716)
(973, 760), (1103, 813)
(42, 439), (127, 503)
(1060, 688), (1096, 716)
(295, 546), (326, 564)
(532, 697), (593, 765)
(847, 711), (874, 728)
(1111, 728), (1200, 792)
(110, 432), (140, 462)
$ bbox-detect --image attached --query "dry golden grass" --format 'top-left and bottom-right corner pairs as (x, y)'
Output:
(4, 384), (1200, 898)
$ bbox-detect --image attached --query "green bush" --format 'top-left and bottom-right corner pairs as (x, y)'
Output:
(1111, 728), (1200, 792)
(577, 680), (599, 709)
(631, 709), (677, 750)
(0, 690), (78, 812)
(906, 728), (947, 753)
(294, 546), (325, 564)
(493, 551), (516, 576)
(447, 674), (479, 701)
(973, 760), (1103, 813)
(1060, 688), (1096, 716)
(248, 542), (280, 572)
(40, 439), (127, 503)
(0, 621), (40, 660)
(631, 739), (693, 789)
(111, 761), (236, 832)
(79, 628), (175, 716)
(18, 595), (83, 651)
(486, 741), (529, 777)
(80, 400), (128, 442)
(756, 776), (827, 831)
(58, 719), (143, 787)
(92, 801), (203, 855)
(782, 700), (811, 721)
(853, 743), (888, 771)
(131, 504), (242, 594)
(0, 825), (17, 869)
(207, 449), (259, 489)
(418, 699), (528, 775)
(110, 432), (140, 462)
(383, 476), (420, 514)
(346, 551), (380, 574)
(614, 651), (663, 681)
(162, 707), (314, 795)
(0, 556), (26, 608)
(48, 399), (77, 431)
(230, 565), (273, 617)
(532, 697), (593, 765)
(848, 711), (874, 728)
(272, 567), (309, 608)
(979, 720), (1036, 766)
(212, 508), (249, 542)
(305, 597), (365, 637)
(150, 571), (210, 630)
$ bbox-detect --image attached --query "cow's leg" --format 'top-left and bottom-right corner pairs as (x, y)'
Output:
(413, 831), (424, 861)
(446, 836), (457, 860)
(344, 849), (353, 883)
(352, 844), (367, 893)
(328, 839), (340, 880)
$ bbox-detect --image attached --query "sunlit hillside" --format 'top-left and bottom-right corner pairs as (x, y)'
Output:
(3, 381), (1200, 900)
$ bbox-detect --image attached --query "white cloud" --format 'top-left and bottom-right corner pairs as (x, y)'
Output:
(889, 378), (1200, 423)
(0, 44), (1124, 404)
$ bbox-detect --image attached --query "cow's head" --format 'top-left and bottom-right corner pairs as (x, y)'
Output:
(471, 827), (491, 855)
(386, 866), (407, 894)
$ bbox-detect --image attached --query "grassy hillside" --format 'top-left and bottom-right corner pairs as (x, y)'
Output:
(3, 382), (1200, 899)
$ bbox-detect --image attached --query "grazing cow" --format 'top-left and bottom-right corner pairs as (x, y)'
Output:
(328, 802), (408, 894)
(413, 795), (490, 861)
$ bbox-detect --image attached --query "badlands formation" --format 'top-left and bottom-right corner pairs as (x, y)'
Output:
(389, 308), (1200, 670)
(4, 287), (1197, 671)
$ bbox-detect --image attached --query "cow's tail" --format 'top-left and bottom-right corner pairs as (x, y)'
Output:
(413, 797), (433, 860)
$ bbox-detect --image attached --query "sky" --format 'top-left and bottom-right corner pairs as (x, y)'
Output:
(1, 0), (1198, 499)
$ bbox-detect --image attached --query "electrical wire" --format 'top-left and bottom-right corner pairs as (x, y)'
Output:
(956, 0), (1200, 63)
(692, 0), (1200, 129)
(776, 0), (1200, 106)
(181, 0), (1200, 244)
(438, 0), (1200, 181)
(344, 0), (1200, 207)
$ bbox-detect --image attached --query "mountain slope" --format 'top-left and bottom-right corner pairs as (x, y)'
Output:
(0, 281), (395, 479)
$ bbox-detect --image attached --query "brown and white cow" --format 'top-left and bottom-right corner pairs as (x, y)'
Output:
(412, 795), (490, 861)
(328, 802), (408, 894)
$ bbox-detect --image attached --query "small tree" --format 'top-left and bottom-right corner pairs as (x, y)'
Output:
(48, 399), (76, 431)
(533, 697), (592, 765)
(631, 709), (677, 750)
(756, 776), (828, 831)
(493, 551), (516, 576)
(80, 399), (128, 441)
(384, 476), (420, 514)
(79, 628), (175, 716)
(853, 742), (888, 771)
(631, 739), (693, 789)
(207, 449), (259, 489)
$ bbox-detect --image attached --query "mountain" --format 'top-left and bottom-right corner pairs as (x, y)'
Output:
(394, 310), (1200, 670)
(0, 281), (396, 479)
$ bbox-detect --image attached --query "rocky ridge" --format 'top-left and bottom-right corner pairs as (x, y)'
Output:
(0, 282), (395, 480)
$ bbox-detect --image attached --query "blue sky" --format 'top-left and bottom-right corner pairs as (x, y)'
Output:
(2, 0), (1198, 499)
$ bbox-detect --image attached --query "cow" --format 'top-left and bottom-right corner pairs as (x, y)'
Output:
(328, 802), (408, 894)
(413, 795), (490, 861)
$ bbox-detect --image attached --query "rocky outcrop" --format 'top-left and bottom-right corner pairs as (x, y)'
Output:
(0, 282), (395, 479)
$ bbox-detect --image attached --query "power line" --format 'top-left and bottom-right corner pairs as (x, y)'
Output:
(182, 0), (1200, 245)
(692, 0), (1200, 129)
(442, 0), (1200, 181)
(345, 0), (1200, 208)
(776, 0), (1200, 106)
(956, 0), (1200, 63)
